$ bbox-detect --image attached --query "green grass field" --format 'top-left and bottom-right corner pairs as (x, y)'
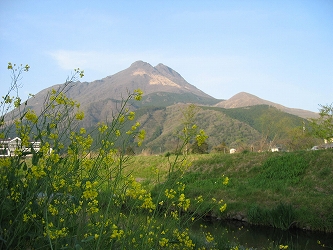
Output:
(125, 149), (333, 232)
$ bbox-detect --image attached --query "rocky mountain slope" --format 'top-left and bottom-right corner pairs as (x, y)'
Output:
(25, 61), (219, 123)
(28, 61), (214, 107)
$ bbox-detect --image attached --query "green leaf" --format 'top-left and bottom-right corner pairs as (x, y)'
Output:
(81, 235), (94, 243)
(75, 244), (83, 250)
(32, 151), (40, 166)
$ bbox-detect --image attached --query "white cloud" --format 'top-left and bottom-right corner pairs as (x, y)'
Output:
(49, 50), (101, 70)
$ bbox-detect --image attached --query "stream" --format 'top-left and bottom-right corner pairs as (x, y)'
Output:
(194, 219), (333, 249)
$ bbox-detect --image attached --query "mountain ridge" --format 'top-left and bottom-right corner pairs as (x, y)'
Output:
(26, 60), (317, 119)
(215, 92), (318, 119)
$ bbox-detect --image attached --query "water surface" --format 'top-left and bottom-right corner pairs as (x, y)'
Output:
(195, 219), (333, 249)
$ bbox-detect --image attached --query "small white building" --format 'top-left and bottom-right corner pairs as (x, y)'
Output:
(271, 147), (282, 152)
(0, 147), (10, 157)
(324, 138), (333, 144)
(230, 148), (237, 154)
(0, 137), (41, 157)
(0, 137), (20, 157)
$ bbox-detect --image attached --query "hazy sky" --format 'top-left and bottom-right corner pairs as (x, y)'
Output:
(1, 1), (332, 112)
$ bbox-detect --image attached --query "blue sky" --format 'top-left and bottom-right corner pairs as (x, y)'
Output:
(1, 1), (332, 112)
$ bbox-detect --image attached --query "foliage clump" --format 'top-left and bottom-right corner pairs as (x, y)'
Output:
(310, 103), (333, 142)
(0, 63), (227, 249)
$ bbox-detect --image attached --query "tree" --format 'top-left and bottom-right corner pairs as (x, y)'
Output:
(257, 108), (294, 151)
(213, 141), (228, 153)
(283, 126), (319, 151)
(310, 103), (333, 142)
(125, 146), (135, 155)
(191, 141), (208, 154)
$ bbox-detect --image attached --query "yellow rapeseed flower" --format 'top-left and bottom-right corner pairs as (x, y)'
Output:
(219, 203), (227, 213)
(165, 189), (176, 199)
(223, 176), (229, 185)
(23, 214), (29, 222)
(119, 115), (125, 123)
(195, 195), (204, 203)
(128, 111), (135, 120)
(134, 89), (143, 101)
(159, 238), (169, 247)
(205, 232), (214, 243)
(25, 109), (38, 123)
(75, 111), (85, 120)
(98, 123), (108, 133)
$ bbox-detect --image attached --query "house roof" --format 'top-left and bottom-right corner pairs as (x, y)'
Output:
(0, 137), (23, 144)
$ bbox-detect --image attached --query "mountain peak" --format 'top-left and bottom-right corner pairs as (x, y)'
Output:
(155, 63), (181, 78)
(230, 91), (254, 97)
(215, 92), (318, 119)
(130, 60), (153, 69)
(100, 61), (209, 99)
(215, 92), (267, 109)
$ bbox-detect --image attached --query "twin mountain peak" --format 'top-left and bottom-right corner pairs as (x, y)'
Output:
(30, 60), (317, 119)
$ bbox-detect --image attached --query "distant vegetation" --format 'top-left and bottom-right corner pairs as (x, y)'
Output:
(92, 103), (319, 155)
(138, 92), (222, 107)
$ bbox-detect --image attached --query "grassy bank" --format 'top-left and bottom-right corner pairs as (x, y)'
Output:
(126, 149), (333, 232)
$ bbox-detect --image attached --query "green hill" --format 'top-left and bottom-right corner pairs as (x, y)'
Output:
(110, 104), (318, 154)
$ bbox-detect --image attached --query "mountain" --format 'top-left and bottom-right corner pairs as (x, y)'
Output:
(215, 92), (318, 119)
(25, 61), (316, 120)
(25, 61), (219, 123)
(4, 61), (319, 153)
(33, 60), (214, 103)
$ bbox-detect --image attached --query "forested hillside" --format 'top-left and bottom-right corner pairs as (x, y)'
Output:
(90, 104), (318, 154)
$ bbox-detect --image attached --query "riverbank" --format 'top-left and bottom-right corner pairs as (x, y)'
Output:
(127, 149), (333, 232)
